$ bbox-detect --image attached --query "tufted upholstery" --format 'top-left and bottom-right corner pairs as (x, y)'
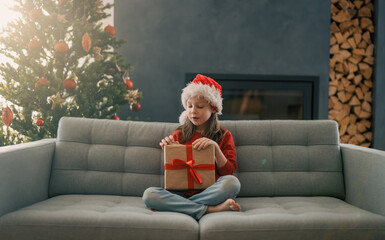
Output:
(222, 120), (344, 198)
(50, 118), (344, 199)
(49, 118), (178, 197)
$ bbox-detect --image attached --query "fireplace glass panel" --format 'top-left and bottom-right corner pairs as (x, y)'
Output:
(222, 89), (304, 120)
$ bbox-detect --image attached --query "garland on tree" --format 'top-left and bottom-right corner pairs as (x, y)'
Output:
(0, 0), (142, 145)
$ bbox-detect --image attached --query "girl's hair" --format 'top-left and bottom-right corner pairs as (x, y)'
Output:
(177, 113), (227, 143)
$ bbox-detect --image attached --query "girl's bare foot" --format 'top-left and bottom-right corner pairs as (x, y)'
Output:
(206, 199), (241, 214)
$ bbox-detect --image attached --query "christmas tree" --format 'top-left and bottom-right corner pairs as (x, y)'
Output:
(0, 0), (142, 146)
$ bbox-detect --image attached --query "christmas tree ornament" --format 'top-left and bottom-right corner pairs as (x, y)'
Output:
(130, 102), (142, 112)
(57, 14), (68, 23)
(35, 118), (45, 126)
(49, 92), (65, 110)
(63, 78), (76, 91)
(29, 9), (42, 22)
(59, 0), (68, 5)
(2, 106), (13, 126)
(92, 47), (104, 61)
(125, 79), (134, 90)
(104, 25), (116, 36)
(28, 39), (42, 52)
(94, 0), (104, 14)
(124, 89), (142, 104)
(82, 33), (92, 52)
(35, 77), (48, 88)
(121, 70), (130, 83)
(39, 77), (48, 86)
(56, 41), (69, 53)
(112, 115), (120, 120)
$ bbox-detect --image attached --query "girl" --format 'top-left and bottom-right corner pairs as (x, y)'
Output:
(142, 74), (241, 220)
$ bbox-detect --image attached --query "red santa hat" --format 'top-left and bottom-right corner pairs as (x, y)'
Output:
(179, 74), (223, 124)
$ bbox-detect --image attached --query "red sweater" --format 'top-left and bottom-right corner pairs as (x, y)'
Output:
(170, 129), (237, 196)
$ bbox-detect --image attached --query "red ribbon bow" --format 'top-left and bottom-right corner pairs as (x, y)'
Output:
(165, 145), (215, 189)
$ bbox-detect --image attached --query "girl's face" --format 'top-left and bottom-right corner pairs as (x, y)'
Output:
(186, 96), (214, 131)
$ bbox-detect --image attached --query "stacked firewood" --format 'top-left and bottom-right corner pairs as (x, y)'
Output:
(329, 0), (374, 147)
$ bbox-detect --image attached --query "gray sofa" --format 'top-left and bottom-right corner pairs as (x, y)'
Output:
(0, 117), (384, 240)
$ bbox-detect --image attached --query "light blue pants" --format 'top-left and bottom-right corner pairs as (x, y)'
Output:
(142, 175), (241, 220)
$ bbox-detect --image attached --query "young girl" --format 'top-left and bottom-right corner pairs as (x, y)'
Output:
(142, 74), (241, 220)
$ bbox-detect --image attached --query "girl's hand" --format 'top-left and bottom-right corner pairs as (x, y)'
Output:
(192, 137), (218, 151)
(160, 135), (179, 149)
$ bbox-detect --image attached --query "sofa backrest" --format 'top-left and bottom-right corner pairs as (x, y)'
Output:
(222, 120), (344, 199)
(50, 117), (344, 199)
(49, 117), (178, 197)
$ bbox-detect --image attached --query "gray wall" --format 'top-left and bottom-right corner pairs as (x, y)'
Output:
(373, 0), (385, 150)
(115, 0), (331, 122)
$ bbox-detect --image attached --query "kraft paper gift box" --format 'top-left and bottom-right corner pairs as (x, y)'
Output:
(164, 144), (215, 190)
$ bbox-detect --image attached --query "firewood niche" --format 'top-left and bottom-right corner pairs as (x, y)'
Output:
(329, 0), (374, 147)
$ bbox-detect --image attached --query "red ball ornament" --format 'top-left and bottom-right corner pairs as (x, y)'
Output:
(29, 9), (42, 22)
(125, 79), (134, 90)
(112, 115), (120, 120)
(28, 39), (42, 52)
(36, 118), (45, 126)
(63, 78), (76, 91)
(104, 25), (116, 36)
(2, 106), (13, 126)
(82, 33), (92, 52)
(56, 41), (69, 53)
(130, 102), (141, 112)
(39, 77), (48, 86)
(35, 82), (41, 88)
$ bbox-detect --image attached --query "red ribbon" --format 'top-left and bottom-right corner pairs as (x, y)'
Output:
(165, 145), (215, 189)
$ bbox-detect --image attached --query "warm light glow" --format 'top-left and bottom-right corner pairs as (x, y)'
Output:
(0, 1), (19, 34)
(0, 1), (19, 59)
(0, 1), (20, 106)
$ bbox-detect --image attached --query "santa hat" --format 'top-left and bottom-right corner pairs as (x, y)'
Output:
(179, 74), (222, 124)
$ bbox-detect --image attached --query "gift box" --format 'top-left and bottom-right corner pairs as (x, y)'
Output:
(164, 144), (215, 190)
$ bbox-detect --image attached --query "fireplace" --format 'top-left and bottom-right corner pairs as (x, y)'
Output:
(186, 74), (319, 120)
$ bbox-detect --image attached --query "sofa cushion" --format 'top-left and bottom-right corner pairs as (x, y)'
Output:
(199, 197), (385, 240)
(222, 120), (345, 198)
(0, 195), (199, 240)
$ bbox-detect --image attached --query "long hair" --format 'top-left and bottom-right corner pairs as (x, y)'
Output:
(177, 113), (226, 143)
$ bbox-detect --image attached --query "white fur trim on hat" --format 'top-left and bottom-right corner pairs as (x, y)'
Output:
(180, 81), (223, 115)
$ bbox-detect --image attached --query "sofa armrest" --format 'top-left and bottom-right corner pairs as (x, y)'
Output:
(0, 139), (56, 217)
(341, 143), (385, 216)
